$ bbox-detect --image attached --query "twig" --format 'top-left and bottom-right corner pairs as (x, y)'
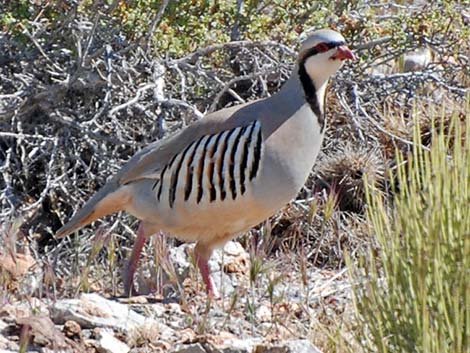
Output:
(353, 36), (393, 51)
(108, 83), (157, 116)
(0, 132), (56, 141)
(20, 138), (61, 213)
(172, 40), (295, 65)
(144, 0), (170, 53)
(208, 69), (273, 112)
(357, 102), (431, 152)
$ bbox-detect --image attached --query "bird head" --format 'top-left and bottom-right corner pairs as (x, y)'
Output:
(298, 29), (355, 89)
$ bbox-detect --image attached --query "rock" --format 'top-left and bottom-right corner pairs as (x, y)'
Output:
(254, 339), (322, 353)
(173, 343), (207, 353)
(255, 304), (271, 322)
(63, 320), (81, 338)
(129, 348), (165, 353)
(148, 302), (166, 317)
(0, 331), (20, 351)
(206, 336), (262, 353)
(222, 241), (246, 257)
(1, 298), (49, 324)
(0, 251), (37, 279)
(51, 293), (174, 337)
(129, 348), (163, 353)
(211, 271), (235, 296)
(95, 328), (130, 353)
(127, 321), (174, 346)
(402, 47), (432, 72)
(169, 244), (192, 278)
(118, 295), (149, 304)
(0, 319), (8, 332)
(284, 340), (322, 353)
(0, 250), (41, 296)
(212, 242), (250, 274)
(16, 315), (69, 349)
(134, 241), (248, 296)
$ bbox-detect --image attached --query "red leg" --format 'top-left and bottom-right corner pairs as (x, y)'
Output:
(194, 242), (218, 298)
(123, 222), (149, 296)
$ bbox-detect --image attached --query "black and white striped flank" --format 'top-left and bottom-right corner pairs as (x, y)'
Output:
(153, 120), (263, 207)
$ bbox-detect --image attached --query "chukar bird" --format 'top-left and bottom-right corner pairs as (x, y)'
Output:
(56, 29), (355, 297)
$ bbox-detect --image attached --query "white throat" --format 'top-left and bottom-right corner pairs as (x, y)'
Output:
(314, 81), (328, 112)
(305, 54), (343, 94)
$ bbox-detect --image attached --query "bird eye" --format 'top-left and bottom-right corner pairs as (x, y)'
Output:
(314, 43), (330, 53)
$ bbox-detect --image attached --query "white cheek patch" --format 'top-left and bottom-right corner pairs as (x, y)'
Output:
(303, 52), (343, 89)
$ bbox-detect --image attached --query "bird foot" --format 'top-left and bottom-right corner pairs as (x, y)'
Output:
(122, 222), (149, 297)
(206, 275), (220, 299)
(195, 250), (219, 299)
(123, 267), (138, 297)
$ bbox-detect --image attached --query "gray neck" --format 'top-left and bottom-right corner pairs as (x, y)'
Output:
(271, 64), (326, 128)
(234, 64), (327, 140)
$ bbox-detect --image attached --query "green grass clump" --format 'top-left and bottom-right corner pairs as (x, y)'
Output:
(351, 109), (470, 353)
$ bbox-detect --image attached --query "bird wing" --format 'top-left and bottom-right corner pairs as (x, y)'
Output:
(117, 102), (257, 186)
(55, 99), (267, 239)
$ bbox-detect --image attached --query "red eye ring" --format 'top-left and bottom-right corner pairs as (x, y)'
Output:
(314, 42), (330, 53)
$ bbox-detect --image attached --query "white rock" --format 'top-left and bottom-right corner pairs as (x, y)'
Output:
(169, 244), (192, 277)
(255, 304), (271, 322)
(0, 319), (8, 332)
(255, 339), (322, 353)
(173, 343), (207, 353)
(0, 332), (20, 352)
(95, 329), (130, 353)
(211, 270), (235, 296)
(211, 241), (248, 265)
(206, 337), (262, 353)
(286, 340), (323, 353)
(402, 47), (432, 72)
(51, 293), (174, 337)
(147, 303), (166, 317)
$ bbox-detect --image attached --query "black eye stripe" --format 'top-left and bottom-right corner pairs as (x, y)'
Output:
(325, 41), (345, 49)
(302, 40), (345, 60)
(315, 43), (330, 52)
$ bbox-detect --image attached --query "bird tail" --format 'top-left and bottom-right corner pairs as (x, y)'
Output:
(55, 182), (132, 239)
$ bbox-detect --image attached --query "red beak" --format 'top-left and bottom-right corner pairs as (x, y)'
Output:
(331, 46), (356, 61)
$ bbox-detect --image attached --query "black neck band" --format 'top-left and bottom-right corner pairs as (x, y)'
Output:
(298, 60), (323, 126)
(298, 51), (324, 130)
(297, 41), (344, 131)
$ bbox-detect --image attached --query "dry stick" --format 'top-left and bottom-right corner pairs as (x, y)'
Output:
(169, 64), (188, 100)
(20, 138), (61, 213)
(230, 0), (244, 41)
(108, 83), (157, 116)
(144, 0), (170, 53)
(336, 91), (366, 142)
(352, 36), (393, 51)
(89, 45), (115, 123)
(208, 69), (274, 113)
(0, 131), (55, 141)
(357, 102), (431, 152)
(0, 149), (16, 217)
(212, 76), (246, 105)
(80, 13), (101, 69)
(172, 40), (295, 65)
(18, 23), (59, 70)
(109, 82), (204, 119)
(0, 90), (24, 100)
(160, 99), (204, 119)
(50, 111), (135, 146)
